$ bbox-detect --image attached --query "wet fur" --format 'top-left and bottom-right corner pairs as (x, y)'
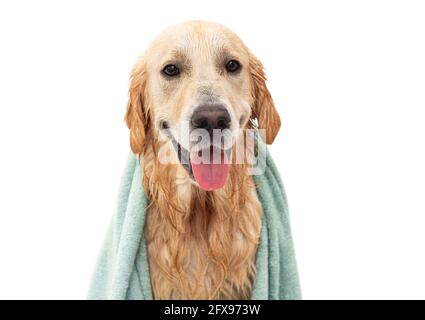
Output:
(142, 136), (262, 299)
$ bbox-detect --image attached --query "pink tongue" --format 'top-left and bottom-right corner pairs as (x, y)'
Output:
(190, 148), (229, 191)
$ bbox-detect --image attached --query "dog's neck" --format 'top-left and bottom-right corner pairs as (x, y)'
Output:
(141, 135), (262, 299)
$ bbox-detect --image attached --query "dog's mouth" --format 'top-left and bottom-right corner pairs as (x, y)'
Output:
(169, 135), (232, 191)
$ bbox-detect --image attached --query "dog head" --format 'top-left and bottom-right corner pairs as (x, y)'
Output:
(125, 21), (280, 190)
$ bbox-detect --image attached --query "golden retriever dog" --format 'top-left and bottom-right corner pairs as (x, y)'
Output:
(125, 20), (281, 299)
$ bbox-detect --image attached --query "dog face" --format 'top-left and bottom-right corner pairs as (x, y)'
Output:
(126, 21), (281, 190)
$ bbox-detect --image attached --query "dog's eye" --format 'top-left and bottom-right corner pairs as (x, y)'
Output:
(162, 64), (180, 77)
(225, 60), (241, 73)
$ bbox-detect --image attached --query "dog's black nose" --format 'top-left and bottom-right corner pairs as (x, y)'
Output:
(191, 105), (231, 132)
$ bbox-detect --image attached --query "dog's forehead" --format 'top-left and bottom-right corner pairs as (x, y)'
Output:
(146, 21), (247, 62)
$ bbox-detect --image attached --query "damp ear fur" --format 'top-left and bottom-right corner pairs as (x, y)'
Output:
(249, 53), (281, 144)
(124, 59), (150, 154)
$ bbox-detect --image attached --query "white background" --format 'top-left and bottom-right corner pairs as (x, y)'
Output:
(0, 0), (424, 299)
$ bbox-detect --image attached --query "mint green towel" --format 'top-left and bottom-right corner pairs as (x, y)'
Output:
(88, 146), (301, 299)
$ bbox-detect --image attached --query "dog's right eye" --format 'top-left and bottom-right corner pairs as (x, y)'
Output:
(162, 64), (180, 77)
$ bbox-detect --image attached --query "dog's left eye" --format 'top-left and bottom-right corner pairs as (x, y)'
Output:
(162, 64), (180, 77)
(225, 60), (241, 73)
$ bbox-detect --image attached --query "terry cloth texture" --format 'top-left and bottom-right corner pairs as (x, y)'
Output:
(88, 142), (301, 299)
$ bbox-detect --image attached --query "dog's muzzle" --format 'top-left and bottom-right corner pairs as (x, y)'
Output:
(161, 105), (233, 191)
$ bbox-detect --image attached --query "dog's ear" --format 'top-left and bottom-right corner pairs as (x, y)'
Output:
(249, 52), (281, 144)
(125, 59), (150, 155)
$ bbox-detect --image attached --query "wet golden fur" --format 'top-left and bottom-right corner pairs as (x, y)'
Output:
(125, 21), (280, 299)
